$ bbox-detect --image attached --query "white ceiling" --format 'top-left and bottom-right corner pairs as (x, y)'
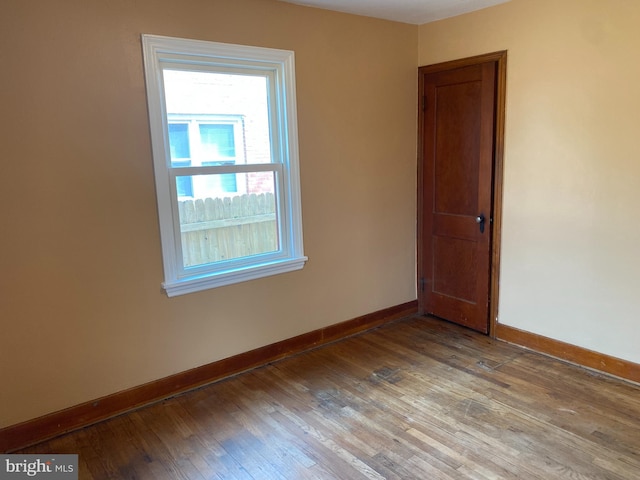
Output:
(279, 0), (510, 24)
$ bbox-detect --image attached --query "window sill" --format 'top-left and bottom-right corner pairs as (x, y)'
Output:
(162, 256), (308, 297)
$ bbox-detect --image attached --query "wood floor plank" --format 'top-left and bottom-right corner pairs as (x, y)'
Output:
(17, 315), (640, 479)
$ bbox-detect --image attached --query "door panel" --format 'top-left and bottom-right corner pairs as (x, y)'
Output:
(419, 61), (497, 333)
(433, 236), (477, 301)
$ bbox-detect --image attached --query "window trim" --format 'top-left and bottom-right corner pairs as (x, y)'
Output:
(142, 34), (306, 296)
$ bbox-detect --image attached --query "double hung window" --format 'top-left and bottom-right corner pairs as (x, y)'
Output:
(142, 35), (306, 296)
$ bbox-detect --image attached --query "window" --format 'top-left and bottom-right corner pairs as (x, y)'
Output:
(142, 35), (306, 296)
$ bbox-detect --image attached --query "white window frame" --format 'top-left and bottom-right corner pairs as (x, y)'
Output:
(142, 34), (306, 297)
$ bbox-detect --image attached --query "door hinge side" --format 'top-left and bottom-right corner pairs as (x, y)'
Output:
(422, 96), (427, 111)
(420, 277), (426, 292)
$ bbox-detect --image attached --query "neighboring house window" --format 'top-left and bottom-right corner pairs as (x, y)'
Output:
(142, 35), (307, 296)
(168, 115), (245, 198)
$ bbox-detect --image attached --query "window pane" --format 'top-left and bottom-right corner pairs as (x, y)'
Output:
(220, 172), (237, 192)
(168, 123), (190, 161)
(176, 172), (279, 268)
(169, 123), (193, 197)
(176, 176), (193, 198)
(163, 70), (272, 164)
(200, 124), (235, 161)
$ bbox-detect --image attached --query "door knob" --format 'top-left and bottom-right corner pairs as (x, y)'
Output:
(476, 214), (485, 233)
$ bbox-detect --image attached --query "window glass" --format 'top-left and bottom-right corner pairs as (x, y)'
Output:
(169, 123), (193, 197)
(168, 123), (191, 161)
(177, 172), (278, 268)
(163, 70), (271, 165)
(200, 124), (236, 162)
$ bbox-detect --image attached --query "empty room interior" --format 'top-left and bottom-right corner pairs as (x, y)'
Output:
(1, 0), (639, 478)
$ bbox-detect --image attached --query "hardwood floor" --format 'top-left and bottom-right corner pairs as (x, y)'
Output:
(20, 316), (640, 479)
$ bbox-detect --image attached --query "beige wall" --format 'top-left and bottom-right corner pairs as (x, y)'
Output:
(0, 0), (418, 427)
(419, 0), (640, 363)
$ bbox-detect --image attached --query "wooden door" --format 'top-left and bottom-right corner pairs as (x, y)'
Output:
(418, 55), (503, 334)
